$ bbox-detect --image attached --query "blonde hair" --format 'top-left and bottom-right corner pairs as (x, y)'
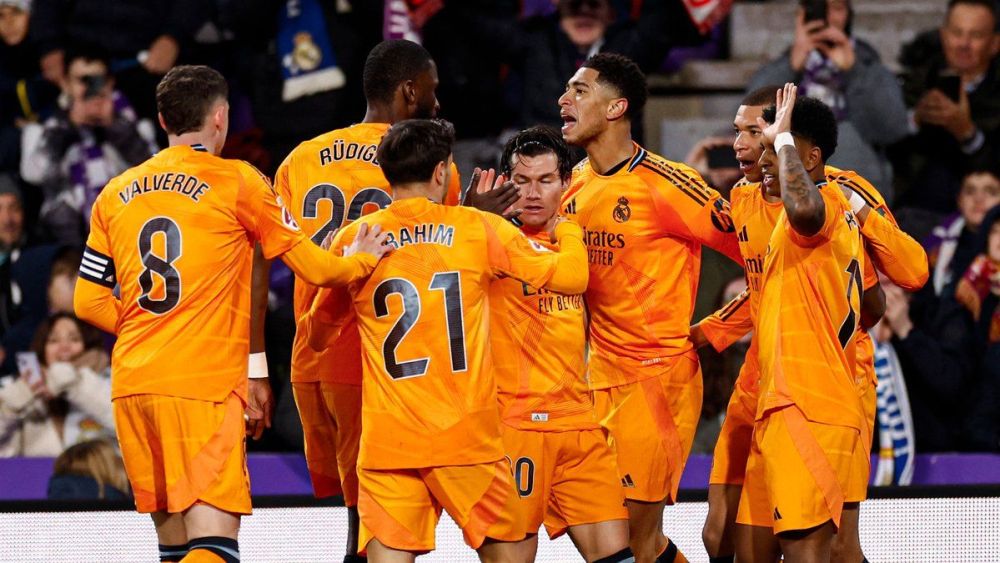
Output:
(53, 440), (131, 499)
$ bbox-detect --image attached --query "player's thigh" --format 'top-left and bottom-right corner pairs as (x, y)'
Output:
(423, 460), (525, 550)
(566, 519), (630, 562)
(183, 502), (240, 540)
(704, 483), (742, 549)
(357, 467), (439, 554)
(735, 523), (781, 563)
(777, 521), (836, 562)
(709, 376), (757, 487)
(546, 428), (627, 540)
(324, 381), (363, 505)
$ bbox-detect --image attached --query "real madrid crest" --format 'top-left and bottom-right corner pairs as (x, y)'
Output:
(613, 196), (631, 223)
(291, 31), (322, 74)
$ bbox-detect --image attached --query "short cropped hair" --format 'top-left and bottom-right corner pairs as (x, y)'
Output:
(500, 126), (574, 183)
(948, 0), (995, 16)
(581, 52), (647, 119)
(762, 96), (839, 162)
(742, 85), (780, 107)
(156, 65), (228, 136)
(377, 119), (455, 185)
(363, 40), (434, 106)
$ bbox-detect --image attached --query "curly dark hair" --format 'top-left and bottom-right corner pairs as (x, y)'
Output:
(377, 119), (455, 185)
(499, 126), (574, 183)
(581, 53), (647, 119)
(363, 40), (434, 106)
(762, 95), (838, 163)
(31, 313), (104, 367)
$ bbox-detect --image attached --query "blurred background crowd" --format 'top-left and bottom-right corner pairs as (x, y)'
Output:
(1, 0), (999, 497)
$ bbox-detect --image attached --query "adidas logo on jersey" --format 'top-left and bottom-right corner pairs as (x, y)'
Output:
(773, 507), (783, 520)
(531, 413), (549, 422)
(621, 474), (636, 488)
(564, 198), (577, 215)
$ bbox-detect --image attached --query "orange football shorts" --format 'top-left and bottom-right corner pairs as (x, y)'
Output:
(708, 358), (760, 486)
(292, 381), (361, 505)
(113, 392), (250, 515)
(591, 350), (702, 504)
(846, 376), (876, 502)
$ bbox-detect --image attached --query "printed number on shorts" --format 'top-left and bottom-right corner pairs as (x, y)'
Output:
(303, 183), (391, 244)
(373, 271), (468, 379)
(511, 456), (535, 497)
(837, 258), (863, 349)
(137, 217), (182, 314)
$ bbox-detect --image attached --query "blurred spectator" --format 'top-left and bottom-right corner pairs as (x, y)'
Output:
(0, 0), (58, 175)
(0, 175), (59, 372)
(0, 313), (113, 457)
(879, 273), (978, 452)
(46, 246), (80, 314)
(925, 169), (1000, 296)
(895, 0), (1000, 212)
(20, 45), (157, 246)
(223, 0), (381, 173)
(955, 204), (1000, 345)
(693, 277), (750, 454)
(684, 134), (742, 197)
(747, 0), (908, 201)
(30, 0), (211, 121)
(47, 439), (130, 500)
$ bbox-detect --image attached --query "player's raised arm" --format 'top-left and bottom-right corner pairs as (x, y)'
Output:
(74, 201), (121, 335)
(481, 212), (588, 295)
(759, 83), (826, 237)
(691, 288), (753, 351)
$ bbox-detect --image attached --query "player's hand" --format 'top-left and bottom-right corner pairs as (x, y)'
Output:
(343, 223), (392, 260)
(547, 215), (570, 244)
(882, 283), (913, 339)
(689, 323), (710, 349)
(813, 25), (855, 70)
(245, 378), (274, 441)
(757, 83), (797, 144)
(319, 228), (339, 251)
(790, 10), (827, 72)
(463, 167), (522, 221)
(915, 89), (975, 141)
(143, 35), (180, 75)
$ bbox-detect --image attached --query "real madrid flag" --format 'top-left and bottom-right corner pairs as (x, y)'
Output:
(278, 0), (346, 102)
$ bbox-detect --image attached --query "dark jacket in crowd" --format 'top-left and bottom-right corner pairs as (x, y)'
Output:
(895, 30), (1000, 212)
(468, 0), (703, 131)
(47, 474), (129, 501)
(0, 38), (59, 174)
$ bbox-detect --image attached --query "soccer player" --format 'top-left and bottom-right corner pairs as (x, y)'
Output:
(558, 52), (743, 563)
(492, 126), (631, 563)
(694, 89), (928, 563)
(73, 65), (389, 563)
(307, 119), (588, 562)
(259, 39), (466, 563)
(736, 83), (872, 562)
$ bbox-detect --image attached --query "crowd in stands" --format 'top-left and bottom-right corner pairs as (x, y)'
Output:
(0, 0), (998, 476)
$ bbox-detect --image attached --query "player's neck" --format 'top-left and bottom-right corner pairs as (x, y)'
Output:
(362, 104), (398, 125)
(168, 133), (219, 155)
(392, 183), (443, 204)
(584, 126), (634, 175)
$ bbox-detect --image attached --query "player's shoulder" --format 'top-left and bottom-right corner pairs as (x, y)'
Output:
(729, 179), (760, 201)
(632, 149), (715, 204)
(823, 165), (886, 209)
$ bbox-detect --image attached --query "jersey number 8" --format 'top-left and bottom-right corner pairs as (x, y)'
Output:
(136, 217), (182, 315)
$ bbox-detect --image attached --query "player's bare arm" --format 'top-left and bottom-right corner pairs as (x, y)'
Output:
(860, 282), (887, 330)
(759, 83), (826, 237)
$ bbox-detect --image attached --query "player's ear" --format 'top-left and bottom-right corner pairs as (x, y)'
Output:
(402, 80), (417, 107)
(157, 113), (168, 134)
(806, 146), (823, 171)
(607, 98), (628, 121)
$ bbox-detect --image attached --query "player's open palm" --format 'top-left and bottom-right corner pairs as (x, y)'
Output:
(344, 223), (391, 260)
(758, 83), (797, 145)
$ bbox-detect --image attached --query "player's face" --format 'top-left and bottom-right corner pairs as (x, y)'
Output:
(758, 134), (817, 197)
(957, 171), (1000, 228)
(0, 193), (23, 248)
(509, 151), (566, 228)
(45, 317), (85, 364)
(733, 105), (765, 182)
(558, 67), (615, 146)
(412, 61), (441, 119)
(941, 4), (1000, 75)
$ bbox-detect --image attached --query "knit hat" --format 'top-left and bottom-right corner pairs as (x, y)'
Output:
(0, 173), (23, 204)
(0, 1), (31, 11)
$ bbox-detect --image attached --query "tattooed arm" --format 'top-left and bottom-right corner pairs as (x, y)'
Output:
(777, 144), (826, 236)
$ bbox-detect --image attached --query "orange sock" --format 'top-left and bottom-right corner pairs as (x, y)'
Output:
(179, 549), (225, 563)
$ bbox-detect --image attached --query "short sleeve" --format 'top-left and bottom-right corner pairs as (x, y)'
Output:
(236, 161), (306, 259)
(481, 212), (558, 287)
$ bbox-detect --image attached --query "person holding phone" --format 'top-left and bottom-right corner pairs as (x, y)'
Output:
(0, 313), (115, 457)
(20, 43), (158, 246)
(747, 0), (909, 204)
(896, 0), (1000, 214)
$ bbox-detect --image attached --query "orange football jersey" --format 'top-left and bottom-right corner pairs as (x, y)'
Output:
(560, 144), (742, 389)
(273, 122), (462, 385)
(489, 228), (596, 432)
(756, 182), (867, 432)
(83, 145), (307, 402)
(313, 198), (587, 470)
